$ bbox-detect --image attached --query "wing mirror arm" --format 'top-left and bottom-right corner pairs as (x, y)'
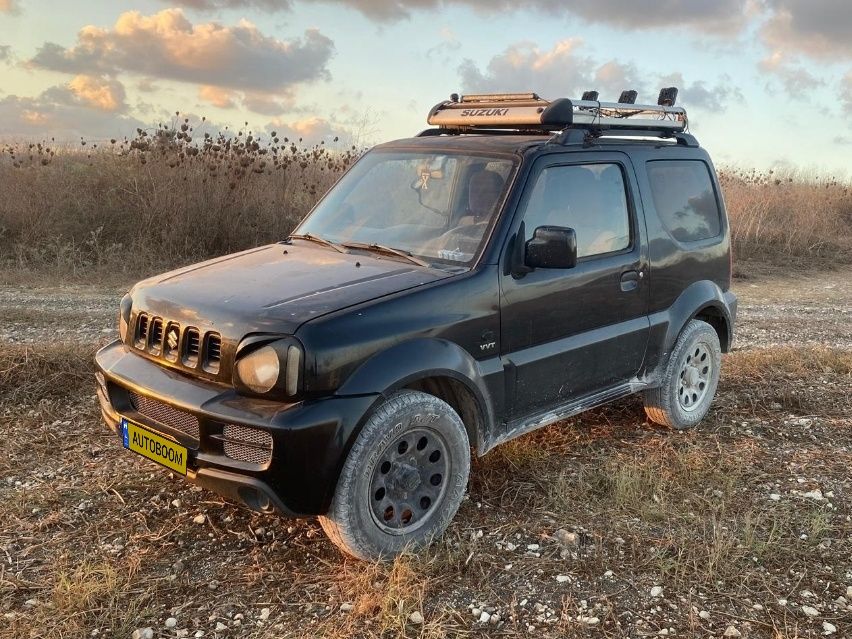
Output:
(509, 223), (533, 279)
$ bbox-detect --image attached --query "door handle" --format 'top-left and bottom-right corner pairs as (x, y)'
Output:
(620, 270), (640, 292)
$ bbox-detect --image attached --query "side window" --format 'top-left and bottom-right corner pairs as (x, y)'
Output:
(522, 163), (631, 258)
(646, 160), (721, 242)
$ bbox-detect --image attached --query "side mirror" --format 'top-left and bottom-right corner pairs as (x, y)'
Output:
(525, 226), (577, 269)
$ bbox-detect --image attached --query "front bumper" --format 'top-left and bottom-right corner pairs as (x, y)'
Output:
(95, 340), (378, 516)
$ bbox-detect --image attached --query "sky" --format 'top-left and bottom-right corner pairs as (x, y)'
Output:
(1, 0), (851, 172)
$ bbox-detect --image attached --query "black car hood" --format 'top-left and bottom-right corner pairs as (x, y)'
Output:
(131, 242), (453, 338)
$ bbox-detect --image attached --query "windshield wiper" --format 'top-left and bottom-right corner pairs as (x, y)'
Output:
(339, 241), (430, 267)
(286, 233), (348, 254)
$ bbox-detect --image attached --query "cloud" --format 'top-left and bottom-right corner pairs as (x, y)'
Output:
(166, 0), (752, 32)
(196, 85), (297, 115)
(164, 0), (292, 10)
(136, 78), (158, 93)
(267, 116), (333, 138)
(762, 0), (852, 60)
(263, 115), (345, 144)
(658, 73), (743, 111)
(0, 45), (10, 61)
(0, 89), (145, 140)
(426, 27), (461, 61)
(759, 53), (824, 94)
(843, 72), (852, 114)
(0, 0), (18, 14)
(459, 39), (643, 102)
(458, 40), (737, 112)
(28, 9), (334, 94)
(198, 85), (236, 109)
(523, 0), (750, 33)
(67, 75), (127, 112)
(241, 92), (295, 115)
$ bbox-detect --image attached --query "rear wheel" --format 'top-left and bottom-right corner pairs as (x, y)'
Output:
(319, 390), (470, 560)
(644, 319), (722, 430)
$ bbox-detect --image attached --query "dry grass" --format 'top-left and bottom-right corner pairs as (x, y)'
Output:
(0, 342), (95, 404)
(2, 124), (850, 282)
(719, 167), (852, 273)
(718, 347), (852, 417)
(0, 120), (359, 280)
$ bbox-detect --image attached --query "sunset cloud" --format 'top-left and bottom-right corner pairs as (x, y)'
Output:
(264, 115), (340, 143)
(68, 75), (127, 112)
(198, 85), (236, 109)
(28, 9), (334, 94)
(0, 0), (18, 14)
(0, 90), (144, 139)
(197, 85), (295, 115)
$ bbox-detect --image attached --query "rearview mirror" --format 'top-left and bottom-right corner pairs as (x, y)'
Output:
(525, 226), (577, 269)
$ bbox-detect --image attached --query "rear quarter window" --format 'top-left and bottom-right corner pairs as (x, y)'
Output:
(646, 160), (721, 242)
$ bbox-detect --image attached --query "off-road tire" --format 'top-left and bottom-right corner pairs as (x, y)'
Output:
(644, 319), (722, 430)
(319, 390), (470, 560)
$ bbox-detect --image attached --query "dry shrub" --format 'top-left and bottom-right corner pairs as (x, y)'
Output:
(2, 123), (850, 280)
(725, 346), (852, 378)
(321, 554), (442, 637)
(0, 117), (360, 278)
(720, 167), (852, 265)
(0, 341), (95, 404)
(36, 557), (146, 638)
(719, 347), (852, 416)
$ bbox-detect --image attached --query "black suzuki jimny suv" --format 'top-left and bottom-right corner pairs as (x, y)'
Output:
(95, 89), (737, 560)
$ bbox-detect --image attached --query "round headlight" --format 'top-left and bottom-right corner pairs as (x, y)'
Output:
(235, 345), (281, 394)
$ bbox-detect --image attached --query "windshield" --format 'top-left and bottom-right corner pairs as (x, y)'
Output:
(296, 150), (516, 266)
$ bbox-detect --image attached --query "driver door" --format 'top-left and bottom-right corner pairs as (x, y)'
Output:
(499, 152), (650, 420)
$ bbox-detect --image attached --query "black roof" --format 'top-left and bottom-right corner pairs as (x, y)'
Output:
(375, 134), (549, 158)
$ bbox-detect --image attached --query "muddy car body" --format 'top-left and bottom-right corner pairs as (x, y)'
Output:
(96, 90), (737, 559)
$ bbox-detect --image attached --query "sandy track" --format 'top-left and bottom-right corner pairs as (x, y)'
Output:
(2, 267), (850, 349)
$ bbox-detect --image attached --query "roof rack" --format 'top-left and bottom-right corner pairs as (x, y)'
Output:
(425, 89), (689, 137)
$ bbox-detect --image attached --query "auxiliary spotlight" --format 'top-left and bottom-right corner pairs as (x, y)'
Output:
(657, 87), (678, 106)
(618, 90), (638, 104)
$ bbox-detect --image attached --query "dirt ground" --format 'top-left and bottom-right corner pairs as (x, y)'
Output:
(2, 267), (851, 350)
(1, 268), (851, 639)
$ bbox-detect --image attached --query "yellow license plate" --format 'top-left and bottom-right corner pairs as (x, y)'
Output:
(120, 417), (188, 475)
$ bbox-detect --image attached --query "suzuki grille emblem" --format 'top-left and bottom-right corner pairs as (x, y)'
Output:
(166, 328), (179, 350)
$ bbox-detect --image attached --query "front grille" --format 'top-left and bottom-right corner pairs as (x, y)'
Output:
(129, 392), (200, 441)
(183, 328), (200, 366)
(136, 315), (149, 347)
(130, 313), (222, 378)
(222, 424), (273, 464)
(204, 333), (222, 373)
(149, 318), (164, 354)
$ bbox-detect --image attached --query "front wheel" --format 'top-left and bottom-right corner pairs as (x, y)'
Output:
(319, 390), (471, 560)
(644, 319), (722, 430)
